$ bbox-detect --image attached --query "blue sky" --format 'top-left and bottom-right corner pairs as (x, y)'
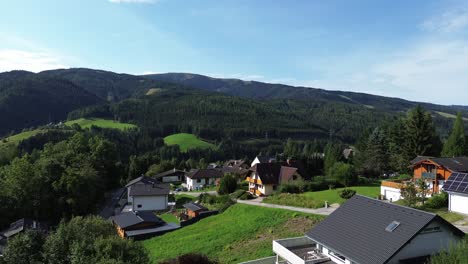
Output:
(1, 0), (468, 104)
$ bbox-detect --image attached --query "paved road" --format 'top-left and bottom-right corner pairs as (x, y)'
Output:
(98, 187), (126, 219)
(236, 198), (338, 216)
(454, 224), (468, 233)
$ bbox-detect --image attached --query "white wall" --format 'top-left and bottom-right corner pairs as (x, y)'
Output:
(186, 177), (216, 191)
(380, 186), (402, 202)
(389, 219), (462, 263)
(132, 195), (167, 211)
(161, 175), (180, 183)
(258, 184), (274, 196)
(449, 192), (468, 215)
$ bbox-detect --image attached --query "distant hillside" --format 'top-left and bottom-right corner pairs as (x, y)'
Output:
(0, 71), (102, 136)
(0, 68), (466, 141)
(144, 73), (467, 114)
(39, 68), (182, 101)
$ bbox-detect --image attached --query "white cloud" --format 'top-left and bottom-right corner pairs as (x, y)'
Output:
(108, 0), (157, 4)
(0, 49), (68, 73)
(422, 9), (468, 33)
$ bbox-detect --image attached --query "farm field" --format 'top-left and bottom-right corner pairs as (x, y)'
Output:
(163, 133), (216, 152)
(143, 204), (324, 263)
(65, 118), (137, 130)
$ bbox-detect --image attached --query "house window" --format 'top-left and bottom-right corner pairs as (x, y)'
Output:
(197, 179), (201, 183)
(421, 226), (441, 234)
(329, 251), (346, 262)
(137, 204), (142, 208)
(273, 185), (278, 191)
(292, 175), (298, 180)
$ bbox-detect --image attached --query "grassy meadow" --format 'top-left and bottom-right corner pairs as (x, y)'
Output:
(143, 204), (324, 263)
(163, 133), (216, 152)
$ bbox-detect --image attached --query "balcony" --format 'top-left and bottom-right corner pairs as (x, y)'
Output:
(381, 179), (407, 189)
(422, 172), (436, 179)
(273, 237), (330, 264)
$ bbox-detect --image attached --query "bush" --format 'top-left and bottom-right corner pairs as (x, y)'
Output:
(218, 174), (237, 195)
(160, 253), (219, 264)
(425, 191), (448, 209)
(279, 183), (302, 193)
(338, 189), (356, 199)
(239, 181), (249, 190)
(230, 190), (246, 200)
(239, 192), (254, 200)
(327, 162), (357, 187)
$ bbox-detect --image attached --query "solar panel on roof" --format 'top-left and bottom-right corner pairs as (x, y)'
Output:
(443, 172), (468, 194)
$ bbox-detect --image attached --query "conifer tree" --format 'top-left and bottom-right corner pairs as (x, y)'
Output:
(442, 112), (466, 157)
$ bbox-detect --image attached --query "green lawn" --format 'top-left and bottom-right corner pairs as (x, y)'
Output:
(163, 133), (216, 152)
(65, 118), (137, 130)
(158, 213), (180, 224)
(142, 204), (324, 263)
(303, 186), (381, 205)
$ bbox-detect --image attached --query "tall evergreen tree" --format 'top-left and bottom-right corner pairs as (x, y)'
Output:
(404, 105), (441, 158)
(442, 112), (466, 157)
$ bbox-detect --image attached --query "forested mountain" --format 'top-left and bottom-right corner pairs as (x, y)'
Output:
(0, 71), (102, 136)
(39, 68), (180, 101)
(144, 73), (467, 114)
(0, 68), (465, 140)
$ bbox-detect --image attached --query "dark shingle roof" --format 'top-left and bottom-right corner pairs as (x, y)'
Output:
(183, 202), (208, 212)
(252, 162), (303, 184)
(129, 183), (170, 196)
(256, 156), (275, 163)
(125, 176), (158, 187)
(305, 195), (464, 264)
(186, 169), (223, 179)
(153, 169), (186, 179)
(430, 157), (468, 172)
(112, 211), (165, 229)
(411, 156), (468, 172)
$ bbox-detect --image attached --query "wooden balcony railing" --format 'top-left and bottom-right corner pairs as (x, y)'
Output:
(381, 180), (405, 189)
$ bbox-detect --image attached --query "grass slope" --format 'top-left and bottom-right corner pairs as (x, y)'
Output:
(1, 129), (49, 145)
(163, 133), (216, 152)
(65, 118), (137, 130)
(303, 186), (381, 205)
(143, 204), (324, 263)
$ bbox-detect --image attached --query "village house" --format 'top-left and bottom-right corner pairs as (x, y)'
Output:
(247, 162), (305, 196)
(380, 156), (468, 201)
(153, 168), (186, 183)
(184, 169), (223, 191)
(111, 211), (179, 240)
(220, 159), (251, 180)
(241, 195), (464, 264)
(443, 172), (468, 215)
(0, 218), (49, 256)
(125, 176), (170, 211)
(251, 155), (276, 167)
(183, 202), (208, 218)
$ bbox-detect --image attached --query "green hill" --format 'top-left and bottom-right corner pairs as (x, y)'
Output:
(0, 71), (102, 136)
(143, 204), (324, 263)
(163, 133), (216, 152)
(65, 118), (137, 130)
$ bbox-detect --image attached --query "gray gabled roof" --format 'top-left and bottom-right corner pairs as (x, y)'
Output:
(153, 169), (186, 179)
(125, 176), (158, 187)
(111, 211), (165, 229)
(183, 202), (208, 212)
(129, 183), (170, 196)
(306, 195), (464, 264)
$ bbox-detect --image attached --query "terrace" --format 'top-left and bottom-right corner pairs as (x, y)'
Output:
(273, 237), (331, 264)
(240, 237), (331, 264)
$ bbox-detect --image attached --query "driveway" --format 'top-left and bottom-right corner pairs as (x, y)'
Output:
(172, 190), (218, 197)
(236, 198), (337, 216)
(98, 187), (126, 219)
